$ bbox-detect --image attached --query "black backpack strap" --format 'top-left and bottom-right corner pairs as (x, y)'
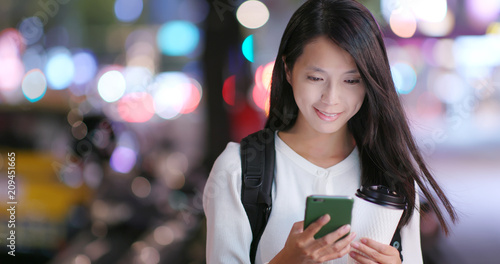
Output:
(390, 228), (403, 261)
(240, 128), (275, 264)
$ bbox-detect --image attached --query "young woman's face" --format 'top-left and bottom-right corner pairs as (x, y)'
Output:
(285, 36), (366, 135)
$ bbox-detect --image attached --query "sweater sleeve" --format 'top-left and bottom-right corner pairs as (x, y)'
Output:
(401, 193), (423, 264)
(203, 142), (253, 263)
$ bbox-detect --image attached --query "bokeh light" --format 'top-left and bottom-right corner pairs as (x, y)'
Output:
(454, 35), (500, 69)
(236, 0), (270, 29)
(486, 22), (500, 34)
(157, 20), (200, 56)
(411, 0), (447, 22)
(72, 51), (98, 86)
(67, 108), (83, 126)
(60, 164), (83, 188)
(19, 17), (44, 45)
(242, 34), (254, 62)
(117, 92), (155, 123)
(152, 72), (192, 120)
(72, 121), (88, 140)
(74, 254), (91, 264)
(252, 61), (274, 112)
(110, 146), (137, 174)
(223, 75), (236, 106)
(390, 62), (417, 94)
(123, 66), (153, 93)
(260, 61), (274, 89)
(139, 247), (160, 264)
(114, 0), (143, 23)
(389, 9), (417, 38)
(0, 29), (25, 91)
(131, 176), (151, 198)
(45, 47), (75, 90)
(181, 78), (202, 114)
(0, 28), (25, 55)
(154, 226), (174, 246)
(466, 0), (500, 28)
(166, 152), (189, 174)
(22, 69), (47, 102)
(418, 9), (455, 37)
(98, 70), (126, 103)
(0, 57), (24, 92)
(163, 169), (185, 190)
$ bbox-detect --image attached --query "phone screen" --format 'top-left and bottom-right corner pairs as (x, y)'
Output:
(304, 195), (354, 239)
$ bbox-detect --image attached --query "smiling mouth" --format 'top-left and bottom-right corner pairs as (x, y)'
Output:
(314, 108), (342, 121)
(317, 109), (338, 117)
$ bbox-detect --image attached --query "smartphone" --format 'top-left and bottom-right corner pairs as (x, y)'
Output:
(304, 195), (354, 240)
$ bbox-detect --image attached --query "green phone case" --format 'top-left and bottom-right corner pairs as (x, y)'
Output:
(304, 195), (354, 240)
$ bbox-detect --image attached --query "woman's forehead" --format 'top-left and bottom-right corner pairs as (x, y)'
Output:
(296, 36), (357, 72)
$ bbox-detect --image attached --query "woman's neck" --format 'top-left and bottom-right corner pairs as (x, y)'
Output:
(278, 125), (355, 168)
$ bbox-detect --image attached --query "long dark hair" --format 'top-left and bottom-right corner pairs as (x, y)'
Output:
(265, 0), (457, 233)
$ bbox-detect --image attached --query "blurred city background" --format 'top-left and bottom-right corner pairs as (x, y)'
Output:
(0, 0), (499, 263)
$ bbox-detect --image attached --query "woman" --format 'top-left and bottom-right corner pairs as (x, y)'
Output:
(203, 0), (457, 263)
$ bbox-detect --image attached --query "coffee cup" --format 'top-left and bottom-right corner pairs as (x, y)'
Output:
(347, 185), (406, 264)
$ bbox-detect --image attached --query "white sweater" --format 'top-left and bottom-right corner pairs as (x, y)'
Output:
(203, 133), (423, 264)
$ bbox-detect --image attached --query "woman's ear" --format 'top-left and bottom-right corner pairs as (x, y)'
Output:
(282, 56), (292, 84)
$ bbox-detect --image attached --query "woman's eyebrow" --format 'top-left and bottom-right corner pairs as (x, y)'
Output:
(305, 66), (327, 73)
(344, 69), (359, 74)
(306, 66), (359, 75)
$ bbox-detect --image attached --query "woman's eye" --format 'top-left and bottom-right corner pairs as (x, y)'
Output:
(307, 76), (322, 81)
(345, 79), (361, 84)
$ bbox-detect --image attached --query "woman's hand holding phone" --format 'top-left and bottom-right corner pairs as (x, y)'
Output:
(269, 214), (357, 264)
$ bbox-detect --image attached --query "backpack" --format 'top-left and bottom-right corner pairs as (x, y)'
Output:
(240, 129), (403, 263)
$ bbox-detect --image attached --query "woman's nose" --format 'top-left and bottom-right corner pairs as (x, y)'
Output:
(321, 84), (340, 105)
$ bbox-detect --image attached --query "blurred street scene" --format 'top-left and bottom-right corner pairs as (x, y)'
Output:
(0, 0), (499, 263)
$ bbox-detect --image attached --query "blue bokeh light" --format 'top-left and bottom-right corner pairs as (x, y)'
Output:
(114, 0), (143, 23)
(391, 63), (417, 94)
(242, 35), (254, 62)
(157, 20), (199, 56)
(73, 50), (97, 85)
(18, 17), (44, 45)
(45, 47), (75, 90)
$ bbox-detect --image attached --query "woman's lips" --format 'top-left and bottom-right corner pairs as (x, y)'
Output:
(315, 108), (341, 121)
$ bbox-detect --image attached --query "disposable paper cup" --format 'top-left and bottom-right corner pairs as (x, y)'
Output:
(347, 185), (406, 264)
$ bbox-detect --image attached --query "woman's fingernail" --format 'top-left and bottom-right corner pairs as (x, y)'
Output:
(343, 224), (351, 231)
(351, 242), (359, 248)
(349, 251), (356, 257)
(321, 214), (330, 222)
(361, 238), (368, 244)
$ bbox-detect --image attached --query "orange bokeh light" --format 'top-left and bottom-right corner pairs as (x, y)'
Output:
(390, 10), (417, 38)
